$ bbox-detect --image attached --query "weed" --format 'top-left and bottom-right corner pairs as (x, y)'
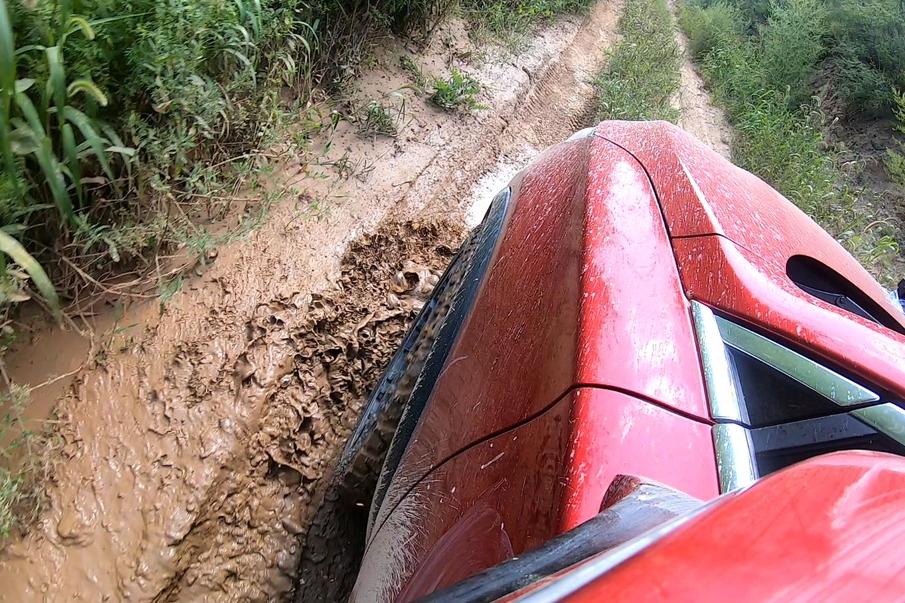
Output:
(400, 56), (429, 92)
(158, 274), (183, 304)
(0, 385), (45, 540)
(430, 69), (484, 112)
(594, 0), (681, 123)
(885, 89), (905, 189)
(359, 100), (403, 137)
(825, 0), (905, 115)
(760, 0), (828, 107)
(1, 0), (481, 322)
(460, 0), (592, 47)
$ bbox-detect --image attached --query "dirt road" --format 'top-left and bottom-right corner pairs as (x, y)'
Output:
(0, 1), (734, 598)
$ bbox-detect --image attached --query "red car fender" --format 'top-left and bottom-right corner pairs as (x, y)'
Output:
(370, 134), (710, 538)
(674, 235), (905, 399)
(508, 451), (905, 602)
(595, 120), (904, 327)
(595, 121), (905, 395)
(351, 388), (716, 602)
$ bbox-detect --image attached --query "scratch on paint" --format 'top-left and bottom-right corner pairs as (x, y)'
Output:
(481, 452), (505, 470)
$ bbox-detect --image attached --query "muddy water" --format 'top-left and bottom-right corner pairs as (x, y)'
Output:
(0, 3), (626, 600)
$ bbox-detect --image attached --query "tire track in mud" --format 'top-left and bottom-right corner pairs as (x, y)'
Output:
(153, 222), (463, 601)
(0, 3), (623, 601)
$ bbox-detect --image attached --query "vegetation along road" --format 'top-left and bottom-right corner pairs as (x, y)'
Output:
(0, 0), (901, 599)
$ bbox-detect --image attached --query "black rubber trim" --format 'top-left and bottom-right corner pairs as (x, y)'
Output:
(368, 188), (512, 532)
(418, 482), (701, 603)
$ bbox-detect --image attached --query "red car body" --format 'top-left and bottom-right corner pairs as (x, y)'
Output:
(350, 122), (905, 601)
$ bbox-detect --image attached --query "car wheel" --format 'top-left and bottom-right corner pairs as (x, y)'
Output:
(336, 224), (482, 508)
(294, 227), (481, 603)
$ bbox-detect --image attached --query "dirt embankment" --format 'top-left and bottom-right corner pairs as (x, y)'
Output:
(0, 2), (626, 600)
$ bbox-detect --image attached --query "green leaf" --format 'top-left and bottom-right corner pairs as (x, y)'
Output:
(15, 93), (74, 222)
(8, 125), (38, 155)
(0, 0), (14, 94)
(67, 79), (108, 106)
(62, 123), (82, 205)
(13, 92), (45, 138)
(63, 105), (114, 182)
(0, 231), (61, 319)
(106, 145), (135, 157)
(14, 78), (33, 93)
(14, 44), (46, 56)
(34, 137), (75, 224)
(223, 47), (252, 69)
(0, 0), (21, 194)
(45, 46), (67, 130)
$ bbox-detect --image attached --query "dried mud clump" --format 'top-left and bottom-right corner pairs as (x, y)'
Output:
(156, 220), (465, 602)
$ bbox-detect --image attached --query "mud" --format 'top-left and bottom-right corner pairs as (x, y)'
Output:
(150, 221), (463, 601)
(0, 2), (626, 600)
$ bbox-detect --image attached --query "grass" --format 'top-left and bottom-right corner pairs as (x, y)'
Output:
(885, 90), (905, 190)
(430, 68), (485, 111)
(460, 0), (593, 47)
(358, 99), (405, 137)
(593, 0), (681, 122)
(0, 385), (45, 540)
(0, 0), (479, 325)
(678, 0), (900, 280)
(400, 55), (430, 93)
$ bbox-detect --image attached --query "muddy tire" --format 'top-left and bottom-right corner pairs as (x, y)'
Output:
(294, 229), (481, 603)
(335, 226), (481, 508)
(295, 482), (368, 602)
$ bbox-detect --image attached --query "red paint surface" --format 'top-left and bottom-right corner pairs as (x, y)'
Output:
(351, 389), (716, 602)
(674, 235), (905, 399)
(595, 120), (905, 328)
(372, 134), (711, 536)
(558, 452), (905, 602)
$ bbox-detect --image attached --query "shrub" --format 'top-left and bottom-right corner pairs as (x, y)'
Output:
(826, 0), (905, 114)
(430, 69), (484, 111)
(760, 0), (828, 107)
(678, 1), (745, 60)
(832, 56), (896, 117)
(680, 0), (900, 276)
(885, 89), (905, 189)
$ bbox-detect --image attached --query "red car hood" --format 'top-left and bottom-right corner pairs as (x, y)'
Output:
(594, 121), (905, 398)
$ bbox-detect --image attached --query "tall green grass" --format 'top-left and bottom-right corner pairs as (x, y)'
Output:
(0, 0), (476, 320)
(679, 0), (900, 277)
(706, 0), (905, 116)
(593, 0), (681, 122)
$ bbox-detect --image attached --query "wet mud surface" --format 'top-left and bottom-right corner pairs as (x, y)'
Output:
(0, 0), (737, 599)
(150, 221), (463, 601)
(0, 222), (462, 601)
